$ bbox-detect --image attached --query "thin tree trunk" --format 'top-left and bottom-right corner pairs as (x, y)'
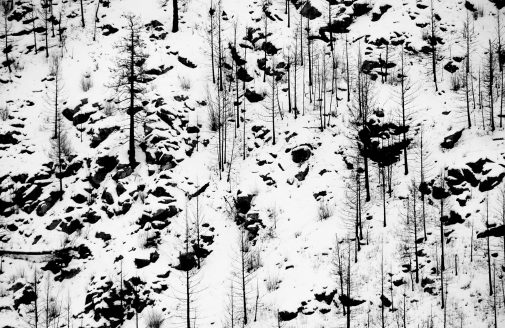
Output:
(430, 0), (438, 92)
(487, 197), (493, 296)
(241, 231), (248, 325)
(346, 34), (350, 101)
(129, 27), (135, 167)
(80, 0), (85, 27)
(172, 0), (179, 32)
(401, 47), (408, 174)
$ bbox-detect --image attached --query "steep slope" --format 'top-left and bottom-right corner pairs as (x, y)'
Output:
(1, 0), (505, 328)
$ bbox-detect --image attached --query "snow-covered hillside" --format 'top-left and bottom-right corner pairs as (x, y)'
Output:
(1, 0), (505, 327)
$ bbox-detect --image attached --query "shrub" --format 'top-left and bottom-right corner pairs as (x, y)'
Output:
(246, 250), (262, 273)
(317, 201), (333, 221)
(265, 274), (281, 292)
(81, 72), (93, 92)
(179, 75), (191, 91)
(450, 73), (462, 92)
(0, 105), (8, 121)
(104, 101), (115, 116)
(207, 103), (219, 132)
(145, 310), (165, 328)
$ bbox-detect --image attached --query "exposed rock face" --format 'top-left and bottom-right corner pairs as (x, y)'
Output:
(84, 276), (153, 327)
(90, 155), (119, 187)
(445, 158), (505, 199)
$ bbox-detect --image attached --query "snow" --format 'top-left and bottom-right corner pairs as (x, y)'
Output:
(1, 0), (505, 327)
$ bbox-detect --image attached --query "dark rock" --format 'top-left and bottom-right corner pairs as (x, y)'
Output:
(278, 310), (299, 321)
(442, 211), (464, 225)
(300, 2), (321, 19)
(60, 219), (83, 234)
(55, 268), (80, 282)
(291, 145), (312, 163)
(371, 4), (392, 21)
(134, 258), (151, 269)
(73, 111), (94, 126)
(380, 295), (392, 307)
(151, 186), (172, 198)
(235, 193), (253, 214)
(244, 89), (265, 103)
(83, 210), (101, 224)
(71, 193), (87, 204)
(95, 231), (111, 242)
(444, 61), (458, 73)
(441, 129), (463, 149)
(90, 126), (119, 148)
(353, 2), (373, 16)
(13, 285), (35, 310)
(339, 294), (366, 307)
(189, 182), (210, 199)
(178, 56), (197, 68)
(113, 164), (133, 180)
(467, 158), (492, 174)
(116, 182), (126, 196)
(116, 199), (132, 215)
(237, 67), (254, 82)
(314, 289), (337, 305)
(295, 165), (309, 181)
(465, 1), (476, 11)
(0, 132), (20, 144)
(101, 190), (114, 205)
(477, 225), (505, 238)
(64, 160), (83, 178)
(101, 24), (118, 36)
(174, 252), (197, 271)
(36, 190), (62, 216)
(187, 126), (200, 134)
(479, 172), (505, 192)
(91, 156), (118, 187)
(432, 186), (450, 199)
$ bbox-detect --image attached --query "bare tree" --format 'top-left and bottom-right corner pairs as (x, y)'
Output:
(1, 0), (13, 73)
(429, 0), (439, 91)
(108, 14), (149, 168)
(484, 40), (496, 131)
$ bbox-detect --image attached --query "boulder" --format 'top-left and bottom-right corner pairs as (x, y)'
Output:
(291, 145), (312, 163)
(441, 129), (463, 149)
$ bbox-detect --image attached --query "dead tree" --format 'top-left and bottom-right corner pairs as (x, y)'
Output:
(401, 181), (421, 285)
(462, 10), (476, 128)
(392, 45), (417, 175)
(1, 1), (12, 73)
(485, 196), (493, 296)
(497, 8), (503, 128)
(108, 14), (148, 168)
(343, 157), (368, 263)
(30, 1), (38, 54)
(173, 206), (202, 328)
(46, 55), (70, 200)
(348, 59), (373, 202)
(345, 34), (351, 102)
(208, 1), (216, 84)
(484, 40), (496, 131)
(231, 228), (256, 326)
(39, 1), (49, 57)
(93, 0), (100, 41)
(417, 127), (434, 240)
